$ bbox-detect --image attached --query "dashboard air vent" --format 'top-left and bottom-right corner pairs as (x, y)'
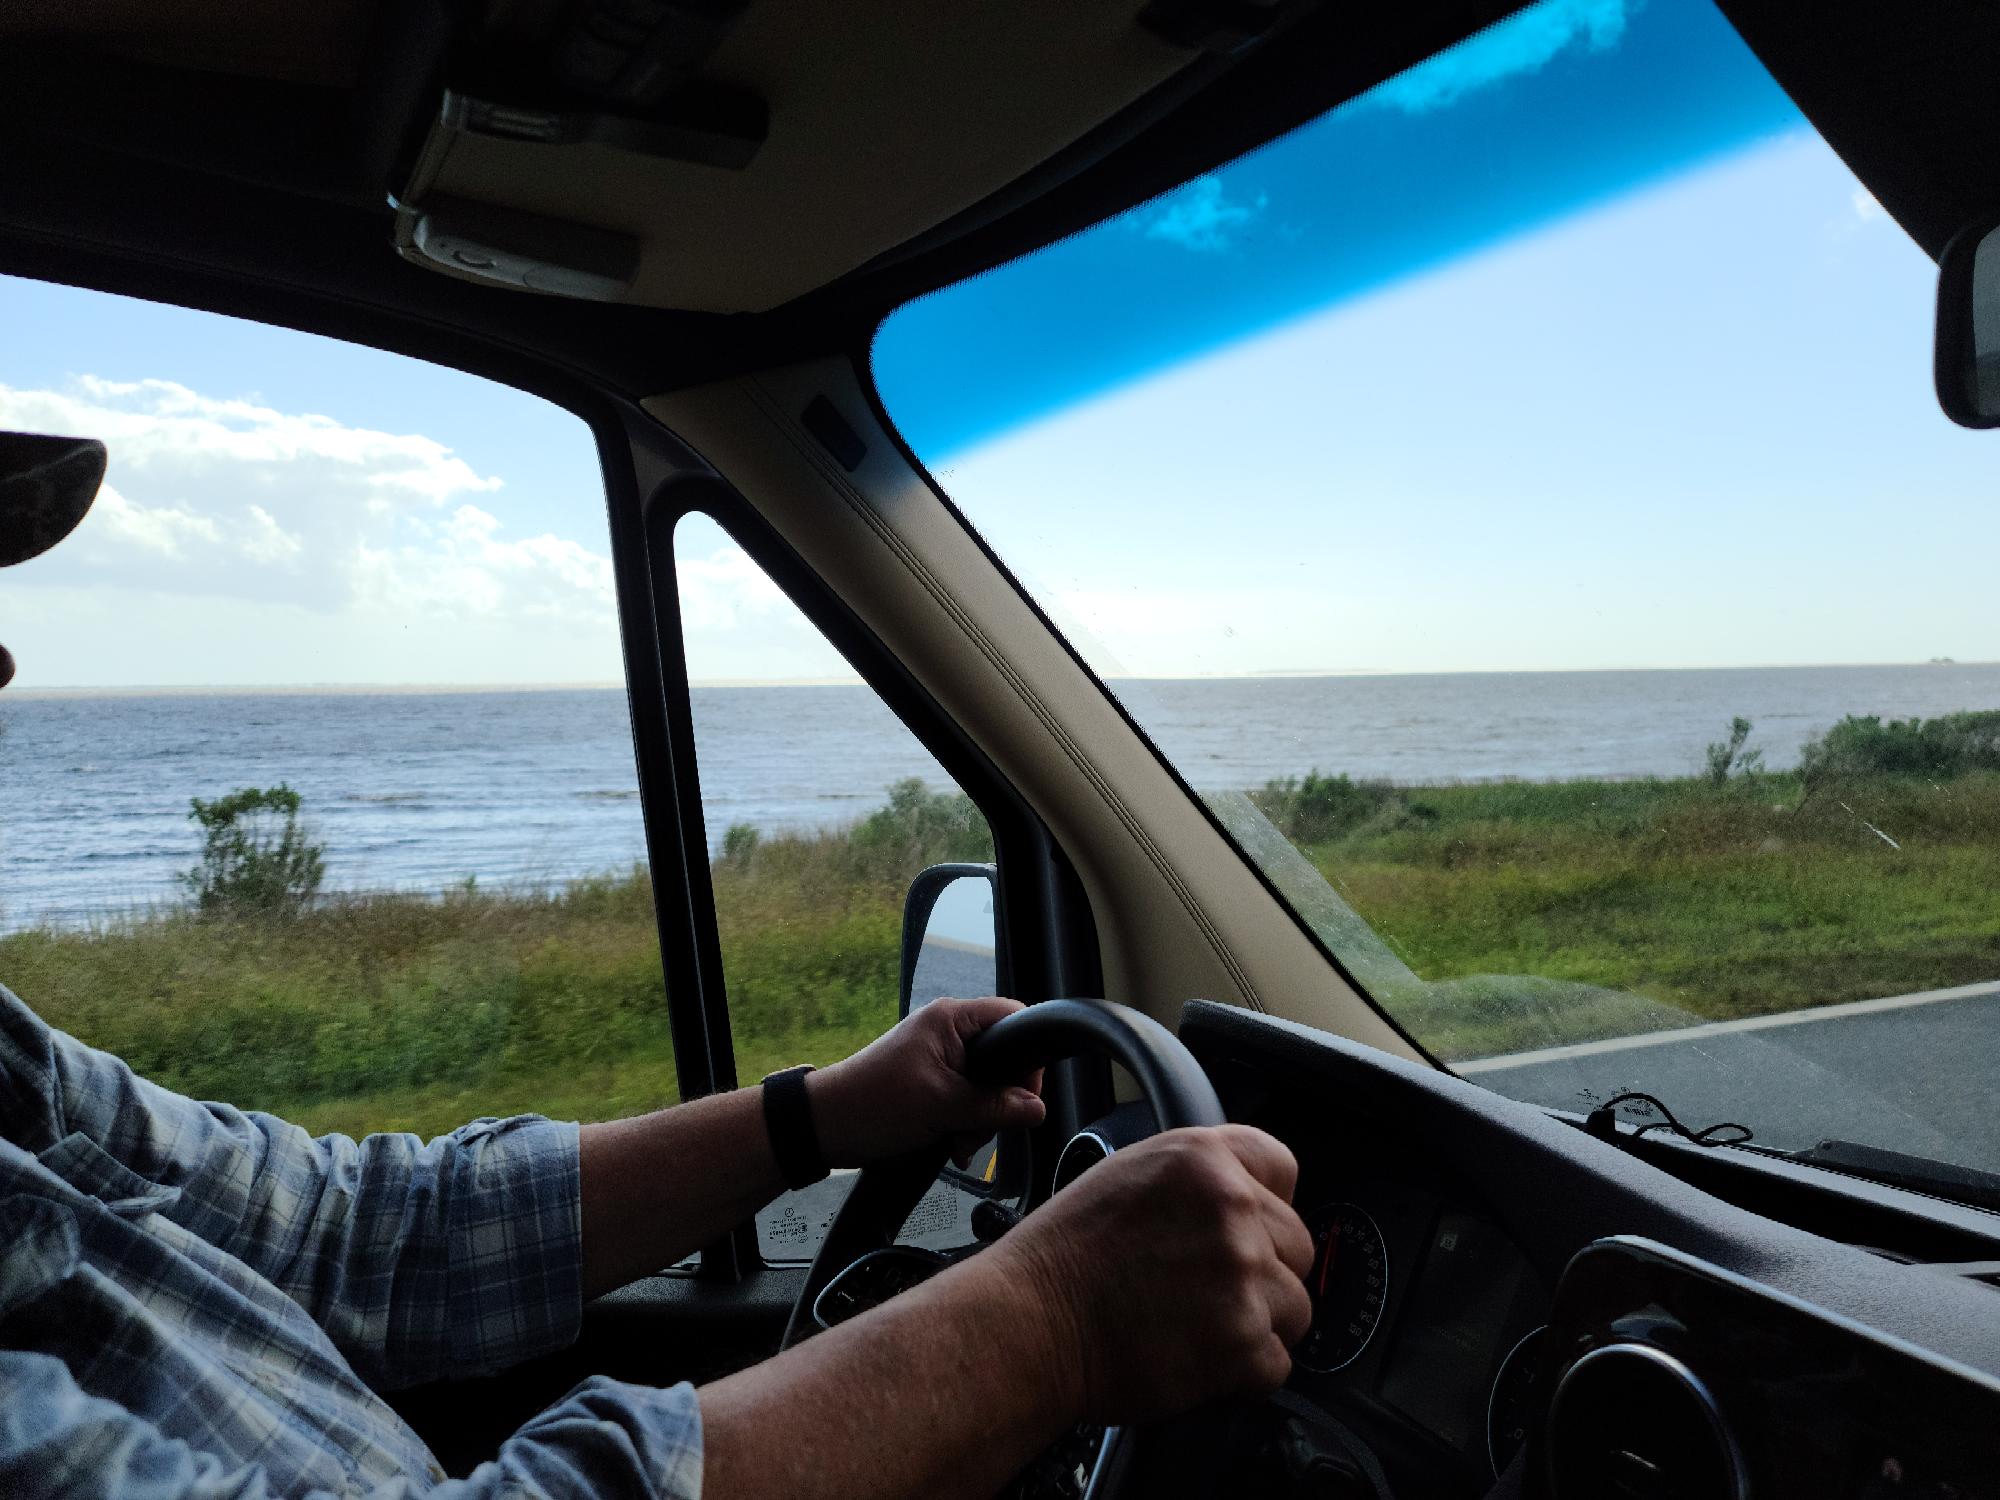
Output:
(1546, 1342), (1748, 1500)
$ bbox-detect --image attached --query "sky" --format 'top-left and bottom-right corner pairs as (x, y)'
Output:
(2, 0), (1994, 689)
(877, 0), (2000, 679)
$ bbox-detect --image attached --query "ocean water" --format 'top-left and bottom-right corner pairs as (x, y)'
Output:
(3, 663), (1996, 930)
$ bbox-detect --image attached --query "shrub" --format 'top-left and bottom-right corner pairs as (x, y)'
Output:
(1703, 716), (1765, 784)
(720, 823), (761, 864)
(1799, 710), (2000, 782)
(846, 778), (994, 872)
(1251, 770), (1402, 843)
(184, 784), (325, 917)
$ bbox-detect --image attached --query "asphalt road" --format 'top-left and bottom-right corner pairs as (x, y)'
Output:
(907, 939), (999, 1012)
(1461, 981), (2000, 1168)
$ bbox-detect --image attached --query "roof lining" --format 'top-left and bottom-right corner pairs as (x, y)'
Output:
(1, 2), (1990, 407)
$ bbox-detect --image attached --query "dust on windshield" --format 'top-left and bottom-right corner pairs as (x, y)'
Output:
(873, 0), (2000, 1176)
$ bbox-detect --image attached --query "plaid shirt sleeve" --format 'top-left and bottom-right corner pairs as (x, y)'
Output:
(0, 986), (584, 1389)
(0, 1350), (704, 1500)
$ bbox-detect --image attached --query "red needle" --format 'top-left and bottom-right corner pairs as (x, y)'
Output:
(1316, 1222), (1340, 1298)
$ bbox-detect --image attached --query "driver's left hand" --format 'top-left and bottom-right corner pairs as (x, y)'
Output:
(807, 997), (1046, 1168)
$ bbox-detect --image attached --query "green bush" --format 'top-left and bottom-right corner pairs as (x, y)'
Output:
(1251, 771), (1402, 843)
(846, 778), (994, 873)
(1800, 710), (2000, 781)
(1703, 716), (1765, 784)
(184, 785), (325, 917)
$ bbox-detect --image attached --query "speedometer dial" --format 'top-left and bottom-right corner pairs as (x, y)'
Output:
(1296, 1202), (1389, 1374)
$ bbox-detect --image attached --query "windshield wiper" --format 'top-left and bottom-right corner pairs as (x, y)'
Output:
(1791, 1139), (2000, 1215)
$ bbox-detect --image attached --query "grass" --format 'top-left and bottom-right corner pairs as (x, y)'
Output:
(0, 781), (992, 1138)
(1273, 769), (2000, 1059)
(6, 767), (1998, 1134)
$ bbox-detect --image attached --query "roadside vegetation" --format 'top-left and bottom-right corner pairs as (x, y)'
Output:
(1254, 711), (2000, 1058)
(6, 713), (1998, 1134)
(2, 779), (991, 1138)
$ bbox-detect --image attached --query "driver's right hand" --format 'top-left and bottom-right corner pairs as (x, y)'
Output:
(988, 1124), (1315, 1426)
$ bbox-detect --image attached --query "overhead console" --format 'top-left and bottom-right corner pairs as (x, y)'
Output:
(1174, 1001), (2000, 1500)
(388, 0), (1292, 309)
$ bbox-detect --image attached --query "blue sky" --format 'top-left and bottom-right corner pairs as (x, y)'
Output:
(2, 0), (1994, 689)
(874, 0), (2000, 679)
(876, 0), (1806, 459)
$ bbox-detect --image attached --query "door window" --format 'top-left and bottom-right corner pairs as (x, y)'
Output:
(0, 276), (673, 1138)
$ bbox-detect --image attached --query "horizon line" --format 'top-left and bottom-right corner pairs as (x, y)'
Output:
(2, 657), (1991, 698)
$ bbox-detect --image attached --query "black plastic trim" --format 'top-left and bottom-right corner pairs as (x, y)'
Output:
(1554, 1109), (2000, 1263)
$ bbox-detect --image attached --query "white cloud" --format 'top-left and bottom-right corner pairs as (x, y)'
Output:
(91, 482), (221, 558)
(1130, 176), (1269, 253)
(352, 504), (614, 623)
(1851, 188), (1885, 222)
(9, 378), (502, 506)
(0, 376), (623, 683)
(675, 542), (789, 630)
(1368, 0), (1635, 114)
(240, 505), (303, 565)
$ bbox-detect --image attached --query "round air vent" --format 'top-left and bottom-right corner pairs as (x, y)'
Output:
(1546, 1342), (1748, 1500)
(1051, 1130), (1112, 1195)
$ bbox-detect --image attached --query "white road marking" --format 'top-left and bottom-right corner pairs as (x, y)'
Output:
(1457, 979), (2000, 1074)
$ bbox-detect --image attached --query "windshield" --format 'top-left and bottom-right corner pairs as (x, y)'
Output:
(873, 0), (2000, 1180)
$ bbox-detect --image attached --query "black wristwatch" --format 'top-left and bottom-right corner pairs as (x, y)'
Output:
(761, 1064), (831, 1189)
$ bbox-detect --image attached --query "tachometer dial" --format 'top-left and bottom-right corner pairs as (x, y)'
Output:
(1296, 1202), (1388, 1374)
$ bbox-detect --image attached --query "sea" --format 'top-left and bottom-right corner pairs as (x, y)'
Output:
(4, 662), (1997, 932)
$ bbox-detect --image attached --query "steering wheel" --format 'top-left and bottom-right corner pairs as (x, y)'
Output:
(779, 999), (1229, 1498)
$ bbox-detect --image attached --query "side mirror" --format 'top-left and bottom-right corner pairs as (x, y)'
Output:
(897, 862), (1025, 1203)
(1935, 214), (2000, 427)
(898, 862), (1004, 1020)
(0, 431), (107, 567)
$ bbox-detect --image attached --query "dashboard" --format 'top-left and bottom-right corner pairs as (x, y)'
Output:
(1176, 1000), (2000, 1499)
(1055, 1092), (1550, 1493)
(847, 1000), (2000, 1498)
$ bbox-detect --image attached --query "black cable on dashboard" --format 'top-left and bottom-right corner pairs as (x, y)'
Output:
(1583, 1091), (1753, 1148)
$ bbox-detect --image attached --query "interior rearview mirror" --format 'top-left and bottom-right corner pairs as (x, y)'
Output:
(1935, 214), (2000, 427)
(898, 863), (1003, 1020)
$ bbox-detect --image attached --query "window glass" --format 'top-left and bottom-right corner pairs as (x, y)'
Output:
(874, 0), (2000, 1177)
(0, 277), (673, 1137)
(671, 512), (998, 1258)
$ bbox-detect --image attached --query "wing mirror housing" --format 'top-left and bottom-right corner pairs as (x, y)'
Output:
(1935, 213), (2000, 427)
(898, 863), (1005, 1020)
(898, 863), (1027, 1200)
(0, 431), (106, 568)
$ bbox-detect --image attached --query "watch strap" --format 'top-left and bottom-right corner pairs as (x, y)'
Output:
(761, 1065), (830, 1189)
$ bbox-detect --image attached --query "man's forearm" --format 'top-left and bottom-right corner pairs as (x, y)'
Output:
(578, 1065), (902, 1296)
(579, 1087), (789, 1296)
(699, 1247), (1080, 1500)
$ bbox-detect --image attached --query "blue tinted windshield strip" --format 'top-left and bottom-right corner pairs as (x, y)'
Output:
(875, 0), (1802, 461)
